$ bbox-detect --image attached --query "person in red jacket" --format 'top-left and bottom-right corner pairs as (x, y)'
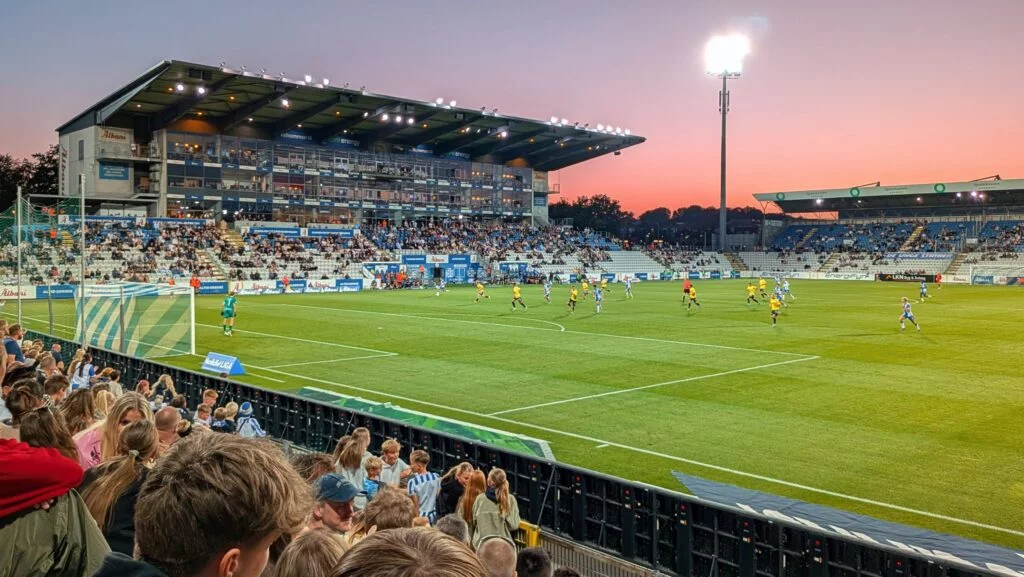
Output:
(935, 272), (942, 289)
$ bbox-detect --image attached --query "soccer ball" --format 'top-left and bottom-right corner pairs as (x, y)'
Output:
(435, 291), (440, 297)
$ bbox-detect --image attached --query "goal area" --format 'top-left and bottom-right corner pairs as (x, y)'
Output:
(76, 282), (195, 358)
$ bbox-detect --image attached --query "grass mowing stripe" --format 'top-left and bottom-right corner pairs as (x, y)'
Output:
(487, 355), (821, 416)
(264, 352), (398, 369)
(196, 323), (397, 355)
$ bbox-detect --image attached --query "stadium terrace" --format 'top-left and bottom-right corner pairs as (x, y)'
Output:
(55, 60), (644, 223)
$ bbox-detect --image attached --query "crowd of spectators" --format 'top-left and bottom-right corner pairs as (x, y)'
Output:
(645, 246), (724, 270)
(224, 233), (387, 281)
(1, 323), (582, 577)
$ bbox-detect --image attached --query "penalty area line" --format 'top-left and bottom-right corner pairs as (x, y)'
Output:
(264, 352), (398, 369)
(236, 364), (1023, 539)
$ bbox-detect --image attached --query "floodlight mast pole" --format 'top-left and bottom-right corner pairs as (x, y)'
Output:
(718, 74), (729, 253)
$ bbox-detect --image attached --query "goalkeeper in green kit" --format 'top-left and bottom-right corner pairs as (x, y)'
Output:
(222, 292), (237, 336)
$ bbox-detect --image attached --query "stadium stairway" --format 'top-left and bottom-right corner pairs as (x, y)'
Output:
(899, 224), (926, 251)
(724, 252), (748, 271)
(817, 253), (841, 272)
(944, 252), (969, 275)
(794, 227), (818, 250)
(222, 229), (246, 250)
(200, 248), (228, 280)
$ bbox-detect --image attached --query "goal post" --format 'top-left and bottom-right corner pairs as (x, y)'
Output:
(76, 282), (195, 358)
(967, 265), (1024, 286)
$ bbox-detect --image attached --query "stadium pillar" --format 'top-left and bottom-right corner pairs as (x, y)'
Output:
(79, 174), (86, 347)
(718, 74), (729, 253)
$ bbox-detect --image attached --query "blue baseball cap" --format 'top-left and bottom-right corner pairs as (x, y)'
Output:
(315, 473), (358, 503)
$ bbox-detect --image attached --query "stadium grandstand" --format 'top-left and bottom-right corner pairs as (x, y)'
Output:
(738, 177), (1024, 284)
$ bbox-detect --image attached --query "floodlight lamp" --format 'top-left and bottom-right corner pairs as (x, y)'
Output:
(815, 198), (824, 205)
(560, 118), (568, 126)
(407, 118), (415, 125)
(705, 34), (751, 76)
(323, 78), (330, 86)
(436, 97), (444, 105)
(381, 113), (389, 121)
(304, 74), (313, 83)
(175, 83), (185, 92)
(281, 99), (290, 107)
(395, 115), (403, 123)
(970, 190), (978, 197)
(197, 86), (207, 95)
(449, 100), (457, 107)
(596, 124), (604, 131)
(624, 129), (631, 135)
(551, 117), (560, 124)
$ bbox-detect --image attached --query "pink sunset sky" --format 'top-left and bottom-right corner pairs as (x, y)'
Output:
(0, 0), (1021, 213)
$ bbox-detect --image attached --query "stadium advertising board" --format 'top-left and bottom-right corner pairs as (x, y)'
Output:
(402, 254), (427, 265)
(877, 273), (937, 283)
(634, 273), (648, 281)
(336, 279), (363, 292)
(2, 286), (36, 300)
(250, 227), (301, 237)
(234, 280), (281, 295)
(36, 285), (79, 299)
(884, 252), (953, 260)
(303, 279), (339, 293)
(200, 352), (245, 376)
(427, 254), (449, 264)
(281, 279), (307, 292)
(305, 228), (355, 238)
(98, 162), (130, 180)
(821, 272), (873, 281)
(198, 281), (229, 295)
(448, 254), (471, 264)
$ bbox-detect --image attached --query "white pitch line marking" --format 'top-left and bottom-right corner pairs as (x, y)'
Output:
(245, 372), (286, 384)
(595, 443), (610, 449)
(265, 352), (398, 369)
(487, 356), (820, 416)
(196, 323), (396, 356)
(258, 303), (813, 358)
(235, 364), (1024, 539)
(411, 311), (566, 332)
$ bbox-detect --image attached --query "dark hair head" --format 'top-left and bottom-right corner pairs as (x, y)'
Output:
(516, 547), (553, 577)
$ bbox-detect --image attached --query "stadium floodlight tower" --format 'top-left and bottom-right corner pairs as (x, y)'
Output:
(705, 33), (751, 252)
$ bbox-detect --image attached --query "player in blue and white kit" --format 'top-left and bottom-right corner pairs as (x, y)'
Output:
(543, 279), (552, 303)
(594, 287), (604, 313)
(899, 297), (921, 332)
(919, 281), (928, 300)
(624, 277), (633, 299)
(782, 279), (795, 301)
(434, 278), (447, 296)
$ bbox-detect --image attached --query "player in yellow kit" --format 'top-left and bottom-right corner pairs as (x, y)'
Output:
(686, 285), (702, 311)
(567, 285), (579, 312)
(511, 283), (527, 311)
(474, 281), (490, 303)
(769, 294), (782, 326)
(758, 277), (768, 299)
(746, 282), (760, 306)
(600, 277), (609, 293)
(580, 279), (590, 300)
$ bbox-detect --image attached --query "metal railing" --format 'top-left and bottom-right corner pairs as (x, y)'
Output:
(30, 331), (1004, 577)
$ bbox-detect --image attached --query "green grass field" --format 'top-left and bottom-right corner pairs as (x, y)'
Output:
(11, 280), (1024, 549)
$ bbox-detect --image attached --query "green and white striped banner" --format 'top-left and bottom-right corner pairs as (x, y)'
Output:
(76, 283), (193, 358)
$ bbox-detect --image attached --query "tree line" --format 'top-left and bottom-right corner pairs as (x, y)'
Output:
(549, 195), (767, 247)
(0, 145), (59, 209)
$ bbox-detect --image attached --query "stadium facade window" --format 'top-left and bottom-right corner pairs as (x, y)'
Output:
(78, 139), (84, 160)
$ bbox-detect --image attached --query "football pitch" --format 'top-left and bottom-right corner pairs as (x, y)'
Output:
(12, 280), (1024, 548)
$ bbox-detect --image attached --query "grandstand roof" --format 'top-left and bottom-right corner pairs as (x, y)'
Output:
(57, 60), (645, 172)
(753, 178), (1024, 213)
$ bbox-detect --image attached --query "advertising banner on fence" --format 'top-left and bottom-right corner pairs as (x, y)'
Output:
(201, 352), (246, 376)
(305, 228), (355, 238)
(877, 273), (937, 283)
(2, 286), (36, 300)
(303, 279), (339, 293)
(281, 279), (307, 292)
(948, 274), (971, 285)
(36, 285), (77, 299)
(234, 280), (282, 295)
(198, 281), (228, 295)
(821, 272), (874, 281)
(336, 279), (363, 292)
(633, 273), (648, 281)
(402, 254), (427, 265)
(448, 254), (472, 264)
(884, 252), (954, 260)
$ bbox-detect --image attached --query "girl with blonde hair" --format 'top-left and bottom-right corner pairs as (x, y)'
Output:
(73, 391), (153, 469)
(470, 467), (521, 549)
(335, 427), (372, 509)
(437, 461), (474, 519)
(81, 419), (160, 555)
(59, 388), (98, 436)
(94, 389), (116, 418)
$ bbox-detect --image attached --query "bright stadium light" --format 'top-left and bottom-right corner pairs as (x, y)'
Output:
(449, 100), (457, 108)
(435, 97), (444, 105)
(407, 117), (415, 125)
(323, 78), (330, 86)
(304, 74), (313, 83)
(705, 33), (751, 77)
(381, 113), (389, 121)
(624, 129), (631, 135)
(560, 118), (568, 126)
(705, 33), (751, 252)
(281, 99), (290, 108)
(596, 124), (604, 131)
(395, 115), (403, 123)
(551, 116), (560, 124)
(815, 198), (824, 206)
(197, 86), (207, 95)
(175, 83), (185, 92)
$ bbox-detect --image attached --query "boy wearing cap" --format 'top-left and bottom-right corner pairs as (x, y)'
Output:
(236, 401), (266, 438)
(306, 473), (358, 534)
